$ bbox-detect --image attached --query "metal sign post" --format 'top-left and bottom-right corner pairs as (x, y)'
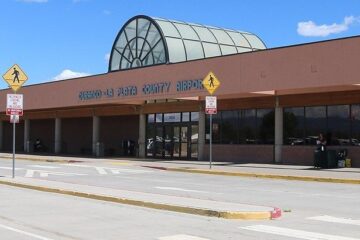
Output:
(12, 119), (15, 178)
(205, 96), (217, 169)
(3, 64), (27, 178)
(10, 115), (19, 178)
(202, 72), (220, 169)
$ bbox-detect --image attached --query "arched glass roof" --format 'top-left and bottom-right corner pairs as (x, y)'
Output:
(109, 15), (266, 71)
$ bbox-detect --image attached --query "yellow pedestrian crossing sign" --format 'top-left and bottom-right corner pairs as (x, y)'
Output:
(202, 71), (220, 95)
(2, 64), (28, 92)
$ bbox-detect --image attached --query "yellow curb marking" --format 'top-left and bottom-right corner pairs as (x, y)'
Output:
(164, 168), (360, 185)
(0, 179), (271, 220)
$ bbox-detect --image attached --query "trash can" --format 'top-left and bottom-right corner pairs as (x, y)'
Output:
(326, 150), (337, 168)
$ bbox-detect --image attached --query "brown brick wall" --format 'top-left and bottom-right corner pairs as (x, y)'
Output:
(282, 146), (360, 167)
(204, 144), (274, 163)
(100, 115), (139, 156)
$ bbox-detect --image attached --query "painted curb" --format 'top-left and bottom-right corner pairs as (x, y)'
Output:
(0, 155), (81, 163)
(143, 166), (360, 185)
(0, 179), (279, 220)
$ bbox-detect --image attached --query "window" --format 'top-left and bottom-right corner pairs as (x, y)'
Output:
(221, 111), (238, 144)
(284, 107), (305, 145)
(305, 106), (326, 145)
(239, 109), (256, 144)
(351, 105), (360, 146)
(327, 105), (350, 145)
(257, 109), (274, 144)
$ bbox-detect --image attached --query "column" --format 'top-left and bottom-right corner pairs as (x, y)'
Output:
(138, 113), (146, 158)
(92, 116), (100, 156)
(198, 105), (206, 161)
(24, 119), (30, 152)
(54, 118), (62, 154)
(274, 96), (283, 163)
(0, 120), (3, 151)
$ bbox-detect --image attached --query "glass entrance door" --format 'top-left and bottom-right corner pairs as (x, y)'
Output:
(146, 112), (199, 160)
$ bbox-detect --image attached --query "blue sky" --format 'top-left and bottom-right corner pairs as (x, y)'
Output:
(0, 0), (359, 90)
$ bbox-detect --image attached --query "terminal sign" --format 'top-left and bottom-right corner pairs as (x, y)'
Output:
(202, 71), (220, 95)
(2, 64), (28, 92)
(6, 94), (23, 116)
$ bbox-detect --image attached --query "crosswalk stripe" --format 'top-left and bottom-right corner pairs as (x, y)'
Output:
(307, 215), (360, 226)
(240, 225), (360, 240)
(158, 234), (210, 240)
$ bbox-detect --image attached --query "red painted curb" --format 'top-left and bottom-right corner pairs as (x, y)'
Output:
(271, 207), (282, 219)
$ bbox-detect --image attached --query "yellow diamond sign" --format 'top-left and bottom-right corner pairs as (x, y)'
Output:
(202, 71), (220, 95)
(2, 64), (28, 92)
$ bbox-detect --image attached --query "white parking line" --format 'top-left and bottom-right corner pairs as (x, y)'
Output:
(155, 186), (210, 193)
(25, 169), (87, 178)
(158, 234), (210, 240)
(0, 167), (23, 170)
(0, 223), (54, 240)
(308, 215), (360, 226)
(28, 165), (61, 169)
(240, 225), (360, 240)
(62, 164), (152, 174)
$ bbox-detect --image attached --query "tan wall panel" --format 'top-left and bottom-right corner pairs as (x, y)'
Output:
(280, 91), (360, 107)
(94, 105), (139, 116)
(56, 108), (93, 118)
(218, 97), (276, 110)
(143, 101), (200, 114)
(24, 111), (56, 120)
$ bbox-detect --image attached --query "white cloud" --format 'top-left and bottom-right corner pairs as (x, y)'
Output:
(297, 16), (360, 37)
(52, 69), (90, 81)
(103, 10), (111, 15)
(105, 53), (110, 61)
(17, 0), (48, 3)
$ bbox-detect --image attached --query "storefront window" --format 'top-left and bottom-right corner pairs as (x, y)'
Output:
(257, 109), (274, 144)
(327, 105), (350, 145)
(155, 114), (163, 123)
(164, 113), (181, 122)
(182, 112), (190, 122)
(351, 105), (360, 146)
(284, 107), (305, 145)
(305, 106), (326, 145)
(147, 114), (155, 123)
(239, 109), (256, 144)
(221, 111), (238, 144)
(191, 112), (199, 122)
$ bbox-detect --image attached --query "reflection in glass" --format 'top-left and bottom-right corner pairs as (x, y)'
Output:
(191, 112), (199, 122)
(164, 113), (181, 122)
(146, 124), (155, 157)
(155, 126), (163, 157)
(351, 105), (360, 146)
(327, 105), (350, 145)
(239, 109), (256, 144)
(156, 114), (163, 123)
(147, 114), (155, 123)
(284, 107), (304, 145)
(257, 109), (274, 144)
(221, 111), (238, 144)
(182, 112), (190, 122)
(305, 106), (326, 145)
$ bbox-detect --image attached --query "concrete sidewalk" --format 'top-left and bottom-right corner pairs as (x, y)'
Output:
(0, 176), (281, 220)
(1, 153), (360, 184)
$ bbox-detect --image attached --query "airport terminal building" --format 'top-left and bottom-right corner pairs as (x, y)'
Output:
(0, 15), (360, 167)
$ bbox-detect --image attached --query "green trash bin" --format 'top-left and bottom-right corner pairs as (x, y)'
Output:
(326, 150), (337, 168)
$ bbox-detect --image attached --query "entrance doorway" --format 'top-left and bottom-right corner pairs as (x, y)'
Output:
(146, 112), (199, 160)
